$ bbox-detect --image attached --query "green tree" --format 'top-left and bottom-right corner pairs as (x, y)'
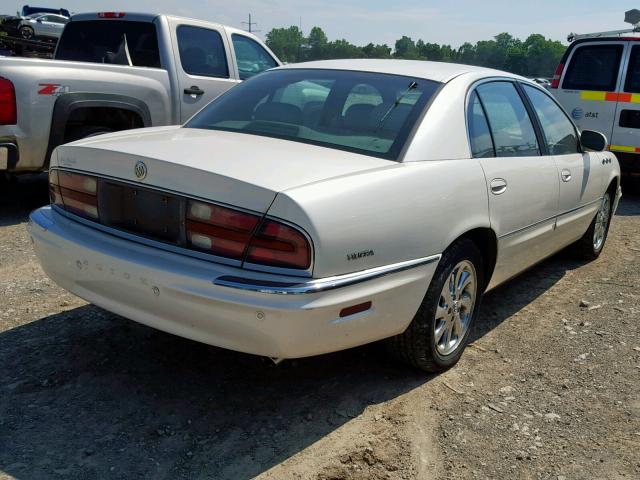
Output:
(394, 36), (418, 59)
(524, 34), (565, 77)
(307, 26), (328, 60)
(362, 43), (392, 58)
(325, 39), (364, 59)
(416, 40), (442, 61)
(265, 26), (304, 63)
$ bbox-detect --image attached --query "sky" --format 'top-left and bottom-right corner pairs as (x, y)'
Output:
(11, 0), (640, 47)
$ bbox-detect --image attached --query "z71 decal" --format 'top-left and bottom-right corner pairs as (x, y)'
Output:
(38, 83), (70, 96)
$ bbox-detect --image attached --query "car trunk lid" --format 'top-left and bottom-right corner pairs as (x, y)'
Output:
(54, 126), (394, 214)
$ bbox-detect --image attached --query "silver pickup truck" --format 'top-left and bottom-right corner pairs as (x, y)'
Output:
(0, 12), (280, 173)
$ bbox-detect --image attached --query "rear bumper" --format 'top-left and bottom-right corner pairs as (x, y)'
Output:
(28, 207), (438, 359)
(1, 124), (43, 172)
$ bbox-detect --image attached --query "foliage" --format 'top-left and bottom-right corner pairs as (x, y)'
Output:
(265, 26), (566, 77)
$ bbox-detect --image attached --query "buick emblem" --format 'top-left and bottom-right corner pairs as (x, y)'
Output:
(134, 161), (147, 180)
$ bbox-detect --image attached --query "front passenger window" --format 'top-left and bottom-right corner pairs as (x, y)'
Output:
(476, 82), (540, 157)
(231, 34), (277, 80)
(522, 85), (580, 155)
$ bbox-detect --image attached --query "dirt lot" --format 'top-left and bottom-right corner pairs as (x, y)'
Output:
(0, 175), (638, 480)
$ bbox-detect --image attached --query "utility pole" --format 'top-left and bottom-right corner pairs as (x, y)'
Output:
(242, 14), (259, 33)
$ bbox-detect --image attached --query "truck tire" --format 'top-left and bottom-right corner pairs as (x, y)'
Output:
(67, 126), (113, 142)
(385, 239), (485, 372)
(19, 26), (34, 39)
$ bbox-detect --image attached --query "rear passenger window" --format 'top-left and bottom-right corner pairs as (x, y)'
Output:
(562, 44), (623, 91)
(523, 85), (579, 155)
(177, 26), (228, 78)
(625, 45), (640, 93)
(467, 92), (494, 158)
(476, 82), (540, 157)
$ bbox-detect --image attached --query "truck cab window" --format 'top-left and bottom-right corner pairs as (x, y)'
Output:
(178, 26), (229, 78)
(231, 34), (277, 80)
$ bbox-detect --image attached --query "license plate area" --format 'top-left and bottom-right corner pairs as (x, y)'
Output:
(98, 181), (184, 245)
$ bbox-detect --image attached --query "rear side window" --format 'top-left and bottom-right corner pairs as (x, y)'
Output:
(467, 92), (494, 158)
(231, 34), (277, 80)
(625, 45), (640, 93)
(523, 85), (579, 155)
(562, 44), (623, 91)
(476, 82), (540, 157)
(177, 26), (229, 78)
(55, 21), (160, 68)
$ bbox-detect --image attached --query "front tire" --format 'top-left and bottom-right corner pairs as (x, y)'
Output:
(386, 239), (485, 372)
(575, 192), (612, 260)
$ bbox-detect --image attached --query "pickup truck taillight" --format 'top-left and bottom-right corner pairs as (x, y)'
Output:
(49, 170), (99, 220)
(187, 199), (311, 269)
(550, 63), (564, 89)
(0, 77), (17, 125)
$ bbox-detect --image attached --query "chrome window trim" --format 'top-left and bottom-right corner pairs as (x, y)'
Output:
(213, 254), (442, 295)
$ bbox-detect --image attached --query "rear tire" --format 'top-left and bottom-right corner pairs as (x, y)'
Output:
(386, 239), (485, 372)
(19, 26), (34, 39)
(574, 192), (612, 260)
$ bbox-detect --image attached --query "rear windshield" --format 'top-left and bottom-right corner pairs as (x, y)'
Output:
(185, 69), (440, 160)
(55, 20), (161, 68)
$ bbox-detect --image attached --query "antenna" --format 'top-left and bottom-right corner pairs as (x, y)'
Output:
(242, 14), (259, 33)
(568, 9), (640, 42)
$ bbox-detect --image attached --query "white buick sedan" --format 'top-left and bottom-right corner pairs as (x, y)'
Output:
(28, 60), (621, 371)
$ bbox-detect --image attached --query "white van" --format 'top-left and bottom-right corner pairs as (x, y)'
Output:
(551, 27), (640, 186)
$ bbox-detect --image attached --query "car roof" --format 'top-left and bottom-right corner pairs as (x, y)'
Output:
(276, 59), (516, 83)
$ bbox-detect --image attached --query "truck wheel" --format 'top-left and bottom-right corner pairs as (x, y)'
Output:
(19, 26), (34, 39)
(385, 239), (485, 372)
(67, 126), (113, 142)
(574, 192), (613, 260)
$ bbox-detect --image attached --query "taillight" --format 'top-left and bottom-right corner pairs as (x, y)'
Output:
(98, 12), (125, 18)
(186, 199), (311, 269)
(186, 200), (260, 260)
(49, 169), (98, 220)
(0, 77), (17, 125)
(245, 219), (311, 269)
(550, 62), (564, 89)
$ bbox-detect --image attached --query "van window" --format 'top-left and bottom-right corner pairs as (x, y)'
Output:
(177, 26), (229, 78)
(523, 85), (579, 155)
(476, 82), (540, 157)
(562, 44), (623, 91)
(624, 45), (640, 93)
(467, 92), (495, 158)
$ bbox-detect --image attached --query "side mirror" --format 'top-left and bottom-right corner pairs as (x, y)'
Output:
(36, 18), (42, 22)
(580, 130), (607, 152)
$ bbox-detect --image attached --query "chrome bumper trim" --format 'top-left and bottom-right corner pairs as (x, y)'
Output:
(213, 255), (441, 295)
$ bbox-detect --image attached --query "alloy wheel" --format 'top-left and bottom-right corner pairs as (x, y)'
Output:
(593, 194), (611, 251)
(434, 260), (477, 356)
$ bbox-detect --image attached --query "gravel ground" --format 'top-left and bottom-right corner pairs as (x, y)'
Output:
(0, 175), (638, 480)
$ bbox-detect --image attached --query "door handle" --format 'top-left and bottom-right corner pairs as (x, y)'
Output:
(184, 86), (205, 97)
(561, 169), (572, 182)
(490, 178), (508, 195)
